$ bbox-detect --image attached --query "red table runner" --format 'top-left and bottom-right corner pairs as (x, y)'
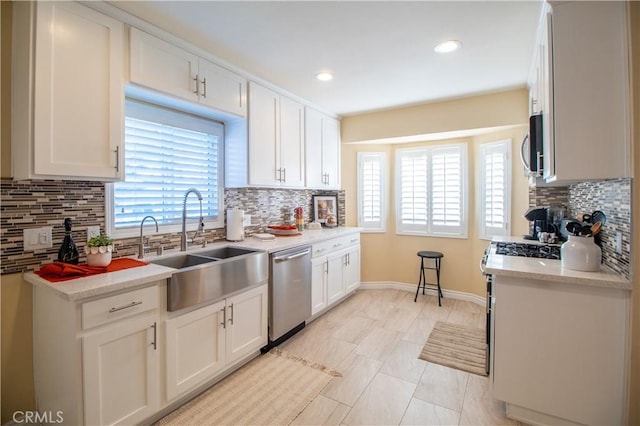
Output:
(35, 258), (149, 283)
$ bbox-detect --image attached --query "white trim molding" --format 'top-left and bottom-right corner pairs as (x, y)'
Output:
(359, 281), (485, 306)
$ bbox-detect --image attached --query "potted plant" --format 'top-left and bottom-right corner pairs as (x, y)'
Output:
(86, 234), (114, 267)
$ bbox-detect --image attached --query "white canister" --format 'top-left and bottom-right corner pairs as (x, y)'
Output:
(226, 208), (245, 242)
(561, 235), (602, 272)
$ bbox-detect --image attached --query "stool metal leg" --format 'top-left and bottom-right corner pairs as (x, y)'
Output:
(435, 257), (442, 306)
(414, 257), (425, 302)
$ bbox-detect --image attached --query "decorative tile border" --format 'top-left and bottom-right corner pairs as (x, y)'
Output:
(0, 179), (345, 274)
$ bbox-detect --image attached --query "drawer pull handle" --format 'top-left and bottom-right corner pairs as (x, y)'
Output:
(109, 300), (143, 313)
(151, 322), (157, 350)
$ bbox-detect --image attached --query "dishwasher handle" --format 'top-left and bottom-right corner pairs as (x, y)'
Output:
(273, 249), (311, 262)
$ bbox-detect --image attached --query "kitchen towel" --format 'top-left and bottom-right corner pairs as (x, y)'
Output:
(35, 258), (148, 282)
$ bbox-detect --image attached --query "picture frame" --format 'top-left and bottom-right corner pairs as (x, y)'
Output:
(312, 195), (338, 226)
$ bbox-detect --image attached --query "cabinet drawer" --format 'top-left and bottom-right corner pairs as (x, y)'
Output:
(82, 286), (158, 330)
(312, 234), (360, 258)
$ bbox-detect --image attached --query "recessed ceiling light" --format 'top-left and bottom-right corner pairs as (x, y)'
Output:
(315, 72), (333, 81)
(434, 40), (462, 54)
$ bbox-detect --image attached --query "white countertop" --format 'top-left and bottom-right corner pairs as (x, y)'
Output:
(24, 227), (362, 302)
(485, 236), (631, 291)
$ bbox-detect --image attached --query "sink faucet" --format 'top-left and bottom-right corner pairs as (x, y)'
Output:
(139, 215), (158, 259)
(181, 188), (204, 251)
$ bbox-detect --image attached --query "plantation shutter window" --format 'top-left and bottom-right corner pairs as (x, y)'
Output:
(109, 99), (224, 237)
(396, 144), (467, 237)
(479, 140), (511, 238)
(357, 152), (387, 232)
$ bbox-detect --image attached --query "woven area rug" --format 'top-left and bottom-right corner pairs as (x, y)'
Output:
(156, 348), (341, 425)
(419, 321), (488, 376)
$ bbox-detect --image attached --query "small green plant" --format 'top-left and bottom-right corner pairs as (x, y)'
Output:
(88, 234), (113, 247)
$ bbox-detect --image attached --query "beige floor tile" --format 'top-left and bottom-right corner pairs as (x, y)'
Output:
(332, 315), (377, 344)
(446, 310), (485, 330)
(383, 305), (420, 333)
(459, 374), (521, 426)
(291, 395), (351, 426)
(418, 304), (452, 322)
(343, 373), (415, 425)
(355, 326), (402, 362)
(452, 299), (485, 315)
(321, 353), (382, 406)
(414, 363), (469, 411)
(379, 340), (427, 384)
(400, 398), (461, 426)
(403, 317), (437, 345)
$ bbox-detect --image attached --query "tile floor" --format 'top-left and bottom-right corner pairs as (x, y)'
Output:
(281, 288), (525, 426)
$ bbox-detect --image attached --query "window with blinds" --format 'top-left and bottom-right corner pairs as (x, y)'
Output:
(479, 140), (511, 239)
(396, 144), (467, 237)
(108, 99), (224, 237)
(357, 152), (387, 232)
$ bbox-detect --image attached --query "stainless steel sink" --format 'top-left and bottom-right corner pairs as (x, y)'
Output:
(197, 246), (258, 259)
(151, 248), (268, 312)
(150, 254), (217, 269)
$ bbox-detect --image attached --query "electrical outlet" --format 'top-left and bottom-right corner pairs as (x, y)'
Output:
(243, 214), (251, 227)
(615, 232), (623, 254)
(87, 226), (101, 242)
(23, 227), (53, 251)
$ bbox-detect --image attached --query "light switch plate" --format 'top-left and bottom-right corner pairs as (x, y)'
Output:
(87, 226), (101, 242)
(24, 227), (53, 251)
(243, 214), (251, 227)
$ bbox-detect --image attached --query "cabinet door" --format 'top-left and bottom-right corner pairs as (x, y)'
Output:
(248, 82), (280, 186)
(129, 28), (198, 102)
(321, 116), (341, 189)
(199, 59), (247, 117)
(33, 2), (124, 180)
(344, 247), (361, 294)
(311, 257), (328, 315)
(279, 95), (306, 188)
(226, 284), (268, 365)
(327, 252), (345, 305)
(83, 314), (159, 426)
(304, 107), (324, 188)
(165, 300), (226, 401)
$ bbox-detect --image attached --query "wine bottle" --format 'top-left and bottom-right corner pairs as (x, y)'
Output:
(58, 218), (79, 264)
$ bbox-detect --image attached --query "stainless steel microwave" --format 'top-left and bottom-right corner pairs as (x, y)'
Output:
(520, 114), (543, 176)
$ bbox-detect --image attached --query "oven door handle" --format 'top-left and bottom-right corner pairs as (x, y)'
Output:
(273, 250), (310, 262)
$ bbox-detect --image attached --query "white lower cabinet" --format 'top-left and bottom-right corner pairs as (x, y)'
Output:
(165, 300), (226, 401)
(83, 313), (160, 426)
(164, 284), (268, 402)
(311, 233), (361, 316)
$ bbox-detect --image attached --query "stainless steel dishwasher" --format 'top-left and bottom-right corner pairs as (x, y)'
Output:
(269, 245), (312, 344)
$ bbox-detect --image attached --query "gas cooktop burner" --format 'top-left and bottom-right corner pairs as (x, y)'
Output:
(494, 242), (561, 260)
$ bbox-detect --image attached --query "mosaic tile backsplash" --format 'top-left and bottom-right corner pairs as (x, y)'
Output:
(530, 178), (631, 279)
(0, 178), (344, 275)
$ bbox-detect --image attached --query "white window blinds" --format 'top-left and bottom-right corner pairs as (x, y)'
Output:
(110, 100), (224, 234)
(357, 152), (387, 231)
(396, 144), (467, 237)
(479, 140), (511, 238)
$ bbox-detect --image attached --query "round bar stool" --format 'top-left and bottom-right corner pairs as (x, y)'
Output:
(414, 251), (444, 306)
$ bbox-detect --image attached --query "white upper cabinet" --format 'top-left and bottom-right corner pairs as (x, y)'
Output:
(12, 1), (124, 181)
(541, 1), (631, 184)
(129, 28), (247, 118)
(305, 107), (341, 189)
(248, 82), (305, 188)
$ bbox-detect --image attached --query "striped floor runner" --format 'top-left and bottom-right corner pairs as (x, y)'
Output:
(419, 321), (488, 376)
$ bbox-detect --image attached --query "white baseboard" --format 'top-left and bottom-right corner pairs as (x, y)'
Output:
(359, 281), (485, 306)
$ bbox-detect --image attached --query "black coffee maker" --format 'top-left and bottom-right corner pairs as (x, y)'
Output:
(523, 206), (548, 240)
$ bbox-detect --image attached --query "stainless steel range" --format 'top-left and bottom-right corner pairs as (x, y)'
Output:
(494, 241), (561, 259)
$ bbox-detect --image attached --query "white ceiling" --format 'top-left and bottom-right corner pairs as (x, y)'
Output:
(110, 1), (543, 117)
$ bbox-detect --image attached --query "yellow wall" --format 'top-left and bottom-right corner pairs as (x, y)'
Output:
(629, 2), (639, 424)
(1, 274), (36, 423)
(342, 89), (529, 143)
(341, 89), (531, 297)
(1, 1), (12, 178)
